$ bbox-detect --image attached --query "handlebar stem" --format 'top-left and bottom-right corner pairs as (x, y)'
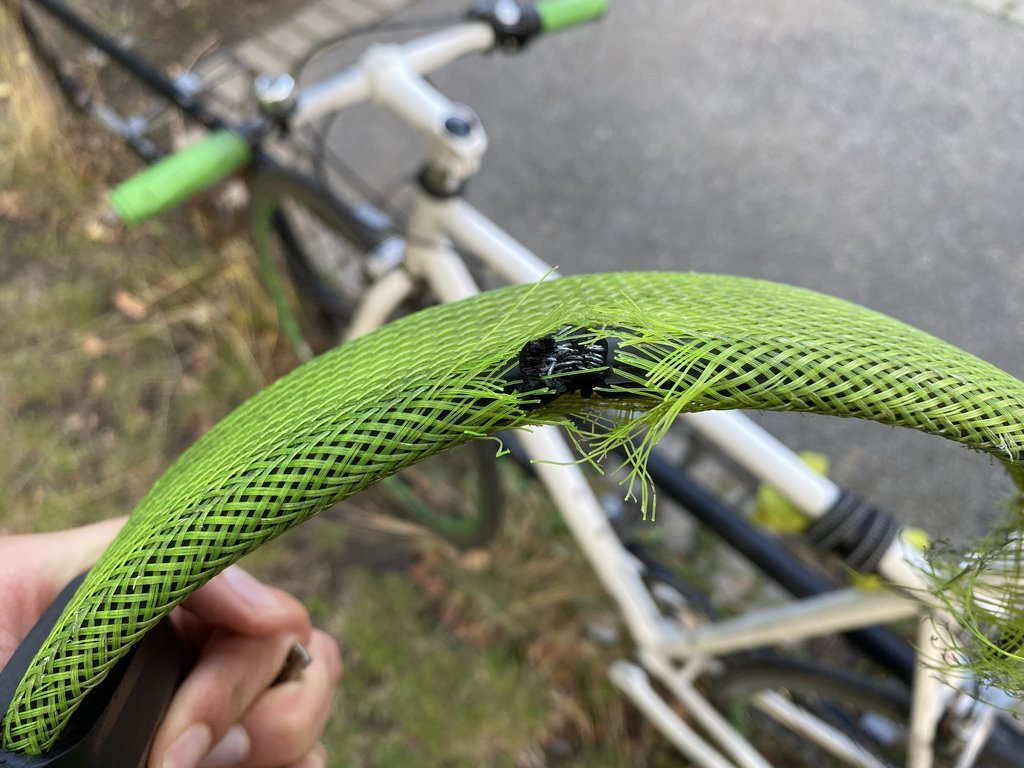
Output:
(362, 45), (489, 190)
(292, 23), (496, 127)
(290, 27), (494, 192)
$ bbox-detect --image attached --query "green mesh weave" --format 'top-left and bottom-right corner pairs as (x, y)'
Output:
(4, 272), (1024, 753)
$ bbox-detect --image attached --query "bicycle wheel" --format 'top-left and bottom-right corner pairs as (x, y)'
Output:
(711, 656), (1024, 768)
(712, 656), (908, 767)
(251, 164), (396, 338)
(634, 529), (1024, 768)
(250, 165), (507, 548)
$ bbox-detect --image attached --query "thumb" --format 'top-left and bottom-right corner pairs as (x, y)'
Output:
(0, 517), (127, 657)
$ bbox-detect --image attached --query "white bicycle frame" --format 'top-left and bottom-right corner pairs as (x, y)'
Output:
(274, 19), (1015, 768)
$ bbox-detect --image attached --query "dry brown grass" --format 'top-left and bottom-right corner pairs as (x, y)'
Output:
(0, 4), (75, 179)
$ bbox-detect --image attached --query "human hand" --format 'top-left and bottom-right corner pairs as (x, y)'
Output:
(0, 519), (342, 768)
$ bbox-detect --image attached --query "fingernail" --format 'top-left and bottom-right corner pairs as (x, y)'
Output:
(199, 725), (251, 768)
(162, 724), (211, 768)
(223, 566), (281, 611)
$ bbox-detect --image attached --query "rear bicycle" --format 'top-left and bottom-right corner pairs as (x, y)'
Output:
(8, 0), (501, 550)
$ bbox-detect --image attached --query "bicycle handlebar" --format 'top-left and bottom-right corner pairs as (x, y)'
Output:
(3, 272), (1024, 761)
(107, 0), (608, 225)
(294, 0), (608, 125)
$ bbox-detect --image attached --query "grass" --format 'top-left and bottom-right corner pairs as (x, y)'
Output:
(0, 3), (303, 536)
(333, 571), (552, 766)
(0, 7), (68, 175)
(1, 147), (286, 539)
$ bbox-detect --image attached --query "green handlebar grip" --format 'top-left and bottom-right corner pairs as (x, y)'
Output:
(109, 130), (252, 226)
(536, 0), (608, 32)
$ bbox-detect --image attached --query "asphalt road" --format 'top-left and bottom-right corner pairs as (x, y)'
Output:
(293, 0), (1024, 546)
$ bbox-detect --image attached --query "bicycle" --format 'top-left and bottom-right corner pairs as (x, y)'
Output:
(5, 1), (1024, 766)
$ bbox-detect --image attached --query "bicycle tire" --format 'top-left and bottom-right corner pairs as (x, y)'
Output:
(711, 657), (1023, 768)
(251, 164), (507, 549)
(251, 164), (391, 331)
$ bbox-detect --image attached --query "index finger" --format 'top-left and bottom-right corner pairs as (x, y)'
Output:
(174, 566), (310, 643)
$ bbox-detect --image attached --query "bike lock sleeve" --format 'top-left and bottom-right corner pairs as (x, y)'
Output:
(6, 273), (1024, 753)
(109, 130), (252, 226)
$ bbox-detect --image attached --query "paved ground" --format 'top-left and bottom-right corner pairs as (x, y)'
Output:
(206, 0), (1024, 546)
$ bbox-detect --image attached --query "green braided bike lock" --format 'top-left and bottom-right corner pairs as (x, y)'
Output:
(4, 272), (1024, 754)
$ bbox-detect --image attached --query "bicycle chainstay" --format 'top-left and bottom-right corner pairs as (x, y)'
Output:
(5, 271), (1024, 754)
